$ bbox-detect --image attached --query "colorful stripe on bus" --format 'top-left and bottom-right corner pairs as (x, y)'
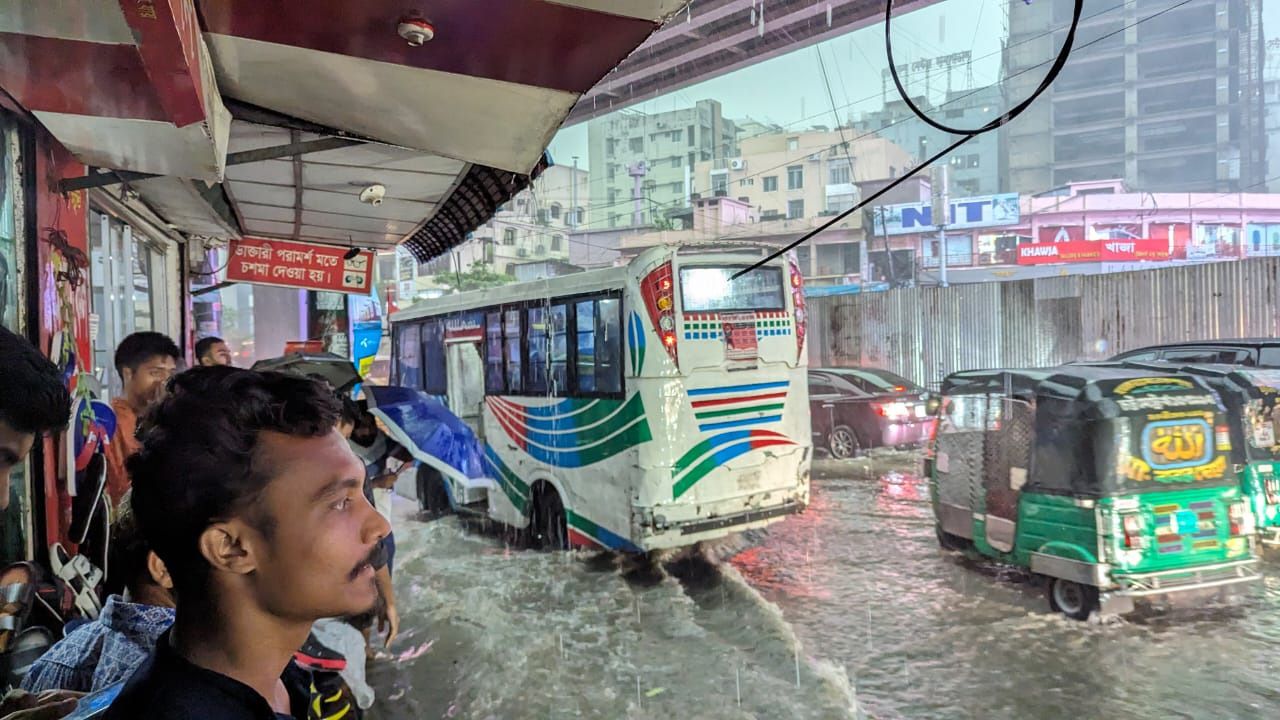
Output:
(627, 310), (646, 376)
(486, 395), (653, 468)
(671, 428), (795, 499)
(688, 381), (790, 432)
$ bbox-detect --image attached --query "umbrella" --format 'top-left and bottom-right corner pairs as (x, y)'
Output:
(252, 352), (360, 393)
(363, 385), (496, 492)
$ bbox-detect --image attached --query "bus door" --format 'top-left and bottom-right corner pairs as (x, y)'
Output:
(444, 312), (487, 438)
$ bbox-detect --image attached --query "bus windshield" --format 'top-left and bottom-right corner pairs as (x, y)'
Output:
(679, 265), (785, 313)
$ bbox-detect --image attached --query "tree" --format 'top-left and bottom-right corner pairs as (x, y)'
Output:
(432, 261), (516, 293)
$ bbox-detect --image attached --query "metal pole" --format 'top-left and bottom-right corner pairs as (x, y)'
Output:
(571, 156), (579, 227)
(938, 224), (948, 288)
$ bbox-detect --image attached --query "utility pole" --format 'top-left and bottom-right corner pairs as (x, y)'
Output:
(932, 164), (950, 288)
(571, 156), (579, 227)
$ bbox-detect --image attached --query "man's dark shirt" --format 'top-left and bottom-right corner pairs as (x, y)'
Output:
(102, 629), (310, 719)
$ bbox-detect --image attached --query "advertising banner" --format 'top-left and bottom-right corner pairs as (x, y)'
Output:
(1017, 239), (1171, 265)
(875, 193), (1020, 235)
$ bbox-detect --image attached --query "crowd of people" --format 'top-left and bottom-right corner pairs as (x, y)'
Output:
(0, 327), (407, 719)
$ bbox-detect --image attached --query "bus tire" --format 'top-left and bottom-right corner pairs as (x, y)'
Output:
(829, 425), (862, 460)
(417, 466), (451, 516)
(1048, 578), (1098, 621)
(532, 484), (569, 551)
(935, 524), (969, 552)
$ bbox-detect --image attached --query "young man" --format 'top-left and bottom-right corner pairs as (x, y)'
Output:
(194, 336), (232, 367)
(22, 497), (175, 694)
(104, 332), (179, 508)
(104, 367), (389, 719)
(0, 326), (71, 513)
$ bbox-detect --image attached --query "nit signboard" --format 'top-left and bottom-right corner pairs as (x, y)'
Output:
(874, 193), (1020, 235)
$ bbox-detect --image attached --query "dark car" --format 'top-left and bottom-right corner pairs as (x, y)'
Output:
(1108, 339), (1280, 368)
(808, 367), (936, 459)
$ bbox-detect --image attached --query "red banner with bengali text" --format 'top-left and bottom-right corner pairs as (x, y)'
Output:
(227, 237), (373, 294)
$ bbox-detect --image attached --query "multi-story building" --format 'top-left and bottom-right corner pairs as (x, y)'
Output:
(586, 100), (739, 229)
(849, 85), (1003, 196)
(1002, 0), (1265, 194)
(690, 129), (914, 224)
(421, 164), (588, 281)
(1265, 39), (1280, 192)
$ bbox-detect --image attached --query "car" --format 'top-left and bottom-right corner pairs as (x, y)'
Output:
(1108, 339), (1280, 368)
(808, 367), (936, 459)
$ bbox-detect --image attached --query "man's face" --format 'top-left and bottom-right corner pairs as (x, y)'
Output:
(200, 342), (232, 367)
(0, 421), (34, 511)
(122, 355), (176, 411)
(248, 430), (388, 620)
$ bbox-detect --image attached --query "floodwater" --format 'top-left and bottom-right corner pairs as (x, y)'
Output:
(369, 452), (1280, 719)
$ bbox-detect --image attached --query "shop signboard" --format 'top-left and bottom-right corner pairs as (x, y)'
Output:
(874, 193), (1020, 235)
(1016, 239), (1171, 265)
(227, 237), (374, 294)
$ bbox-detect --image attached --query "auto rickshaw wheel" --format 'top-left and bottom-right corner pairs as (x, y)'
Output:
(1048, 578), (1099, 621)
(829, 425), (862, 459)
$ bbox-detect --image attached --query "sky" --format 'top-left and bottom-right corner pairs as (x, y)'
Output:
(549, 0), (1280, 165)
(548, 0), (1012, 164)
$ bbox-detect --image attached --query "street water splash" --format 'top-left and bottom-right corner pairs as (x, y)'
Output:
(366, 498), (861, 719)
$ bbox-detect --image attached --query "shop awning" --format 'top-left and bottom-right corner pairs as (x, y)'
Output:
(0, 1), (681, 261)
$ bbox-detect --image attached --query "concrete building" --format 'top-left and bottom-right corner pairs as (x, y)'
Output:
(849, 85), (1003, 196)
(687, 129), (913, 225)
(421, 163), (588, 281)
(1265, 39), (1280, 192)
(586, 100), (739, 229)
(1002, 0), (1266, 194)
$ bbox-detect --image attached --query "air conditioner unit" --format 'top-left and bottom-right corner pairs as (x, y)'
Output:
(730, 158), (746, 170)
(656, 121), (667, 128)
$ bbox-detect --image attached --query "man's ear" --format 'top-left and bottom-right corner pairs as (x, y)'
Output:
(146, 550), (174, 590)
(121, 367), (134, 386)
(197, 520), (259, 577)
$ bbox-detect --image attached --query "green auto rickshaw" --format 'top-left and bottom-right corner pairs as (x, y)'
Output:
(929, 365), (1261, 620)
(1162, 364), (1280, 551)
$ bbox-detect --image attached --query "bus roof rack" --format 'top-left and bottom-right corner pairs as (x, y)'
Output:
(670, 240), (783, 256)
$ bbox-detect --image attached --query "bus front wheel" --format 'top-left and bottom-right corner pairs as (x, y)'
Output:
(531, 485), (569, 551)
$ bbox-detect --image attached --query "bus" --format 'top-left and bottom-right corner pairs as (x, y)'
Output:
(389, 245), (812, 552)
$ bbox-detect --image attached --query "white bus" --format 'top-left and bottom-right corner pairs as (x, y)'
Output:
(389, 245), (811, 552)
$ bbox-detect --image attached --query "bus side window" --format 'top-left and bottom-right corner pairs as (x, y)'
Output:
(505, 309), (523, 394)
(550, 304), (569, 394)
(528, 306), (549, 393)
(596, 298), (622, 393)
(423, 319), (446, 395)
(577, 300), (596, 393)
(485, 311), (504, 393)
(397, 323), (422, 390)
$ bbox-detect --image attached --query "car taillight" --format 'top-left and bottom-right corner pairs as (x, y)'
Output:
(1122, 514), (1145, 549)
(1229, 502), (1254, 536)
(789, 254), (806, 362)
(640, 261), (678, 364)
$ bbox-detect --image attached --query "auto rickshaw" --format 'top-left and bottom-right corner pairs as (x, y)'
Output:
(1162, 365), (1280, 551)
(929, 365), (1261, 620)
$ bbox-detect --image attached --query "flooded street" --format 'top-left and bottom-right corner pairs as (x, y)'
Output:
(370, 453), (1280, 720)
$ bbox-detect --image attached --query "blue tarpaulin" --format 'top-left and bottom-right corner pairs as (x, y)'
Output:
(363, 385), (494, 489)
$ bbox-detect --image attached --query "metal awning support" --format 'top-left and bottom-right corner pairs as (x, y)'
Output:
(58, 136), (366, 194)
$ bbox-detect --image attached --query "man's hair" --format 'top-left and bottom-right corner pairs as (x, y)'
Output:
(106, 491), (154, 598)
(126, 366), (341, 597)
(338, 395), (361, 428)
(114, 331), (180, 380)
(0, 325), (71, 436)
(193, 336), (225, 362)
